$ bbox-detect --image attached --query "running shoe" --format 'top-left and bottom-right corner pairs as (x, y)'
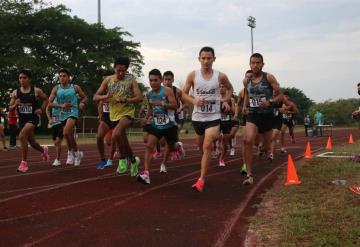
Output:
(41, 146), (49, 161)
(74, 151), (83, 166)
(243, 175), (254, 185)
(96, 159), (107, 170)
(52, 159), (61, 166)
(153, 151), (161, 159)
(130, 156), (140, 177)
(117, 158), (127, 173)
(192, 178), (205, 192)
(17, 161), (28, 172)
(280, 148), (287, 154)
(219, 159), (226, 167)
(268, 153), (274, 162)
(160, 163), (167, 173)
(230, 148), (235, 156)
(240, 164), (247, 175)
(349, 185), (360, 195)
(137, 171), (150, 184)
(66, 151), (74, 165)
(105, 159), (113, 167)
(177, 142), (186, 158)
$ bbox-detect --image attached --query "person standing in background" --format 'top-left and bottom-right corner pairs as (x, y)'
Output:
(304, 114), (311, 137)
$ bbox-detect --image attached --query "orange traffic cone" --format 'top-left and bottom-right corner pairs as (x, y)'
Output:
(325, 136), (333, 150)
(285, 154), (301, 186)
(304, 141), (312, 158)
(349, 134), (354, 144)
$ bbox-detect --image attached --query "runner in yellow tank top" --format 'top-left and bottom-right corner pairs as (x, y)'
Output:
(94, 57), (143, 176)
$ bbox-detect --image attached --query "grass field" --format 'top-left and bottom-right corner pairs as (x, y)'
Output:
(248, 142), (360, 246)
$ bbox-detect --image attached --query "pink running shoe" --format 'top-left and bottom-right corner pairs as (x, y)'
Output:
(41, 146), (50, 161)
(192, 178), (205, 192)
(17, 161), (29, 172)
(153, 151), (161, 159)
(219, 159), (226, 167)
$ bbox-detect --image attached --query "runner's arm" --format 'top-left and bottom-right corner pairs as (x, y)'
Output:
(181, 71), (198, 106)
(219, 73), (234, 102)
(267, 73), (282, 103)
(164, 87), (177, 110)
(35, 87), (49, 112)
(128, 80), (143, 104)
(48, 86), (63, 109)
(93, 77), (110, 102)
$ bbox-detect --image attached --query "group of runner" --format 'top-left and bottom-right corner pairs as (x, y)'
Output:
(5, 46), (300, 192)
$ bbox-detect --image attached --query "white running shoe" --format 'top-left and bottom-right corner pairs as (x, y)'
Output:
(177, 142), (186, 158)
(230, 148), (235, 156)
(137, 172), (150, 184)
(52, 159), (61, 166)
(219, 159), (226, 167)
(74, 151), (83, 166)
(66, 151), (74, 165)
(160, 163), (167, 173)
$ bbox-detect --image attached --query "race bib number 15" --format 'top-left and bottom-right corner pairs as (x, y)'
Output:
(249, 96), (266, 108)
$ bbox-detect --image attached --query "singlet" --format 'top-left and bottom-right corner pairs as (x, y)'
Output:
(107, 74), (135, 121)
(56, 84), (79, 121)
(147, 86), (174, 130)
(247, 72), (273, 114)
(192, 70), (221, 122)
(16, 86), (40, 121)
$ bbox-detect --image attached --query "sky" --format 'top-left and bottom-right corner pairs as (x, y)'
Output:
(49, 0), (360, 102)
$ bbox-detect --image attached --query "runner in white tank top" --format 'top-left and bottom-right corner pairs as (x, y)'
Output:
(182, 46), (233, 192)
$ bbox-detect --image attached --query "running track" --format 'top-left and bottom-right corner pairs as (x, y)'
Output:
(0, 129), (354, 247)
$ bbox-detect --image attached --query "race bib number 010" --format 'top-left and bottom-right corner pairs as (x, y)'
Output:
(154, 114), (169, 125)
(200, 101), (216, 113)
(249, 96), (266, 108)
(18, 104), (33, 114)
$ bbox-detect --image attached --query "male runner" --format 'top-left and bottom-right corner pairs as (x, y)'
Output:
(9, 69), (49, 172)
(280, 92), (299, 153)
(93, 57), (143, 176)
(46, 97), (63, 166)
(137, 69), (177, 184)
(242, 53), (282, 185)
(182, 46), (233, 192)
(48, 68), (88, 166)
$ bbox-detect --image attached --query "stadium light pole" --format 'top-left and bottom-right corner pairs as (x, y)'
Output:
(247, 16), (256, 54)
(97, 0), (101, 24)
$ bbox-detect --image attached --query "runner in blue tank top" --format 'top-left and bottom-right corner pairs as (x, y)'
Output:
(9, 69), (49, 172)
(48, 68), (88, 166)
(137, 69), (178, 185)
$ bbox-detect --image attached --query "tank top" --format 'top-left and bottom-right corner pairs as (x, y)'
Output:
(107, 74), (135, 121)
(56, 84), (79, 121)
(247, 72), (273, 114)
(192, 70), (221, 121)
(147, 86), (174, 130)
(16, 86), (39, 121)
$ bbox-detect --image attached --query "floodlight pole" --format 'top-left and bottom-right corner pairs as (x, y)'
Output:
(247, 16), (256, 54)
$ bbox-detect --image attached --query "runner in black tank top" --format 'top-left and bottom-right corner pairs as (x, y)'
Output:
(9, 70), (49, 172)
(242, 53), (283, 185)
(280, 91), (299, 153)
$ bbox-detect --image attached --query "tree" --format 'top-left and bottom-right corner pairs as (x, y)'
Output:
(0, 0), (144, 116)
(281, 87), (314, 123)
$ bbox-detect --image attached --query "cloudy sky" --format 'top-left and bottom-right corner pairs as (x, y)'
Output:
(49, 0), (360, 102)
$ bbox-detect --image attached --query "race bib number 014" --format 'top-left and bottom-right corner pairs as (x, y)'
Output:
(18, 104), (33, 114)
(154, 114), (169, 125)
(249, 96), (266, 108)
(200, 101), (216, 113)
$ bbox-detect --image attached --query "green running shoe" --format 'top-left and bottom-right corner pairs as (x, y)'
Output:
(117, 158), (127, 173)
(130, 156), (140, 176)
(240, 164), (247, 175)
(243, 175), (253, 185)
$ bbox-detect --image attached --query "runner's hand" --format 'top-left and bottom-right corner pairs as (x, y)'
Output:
(79, 102), (85, 111)
(222, 102), (231, 112)
(34, 109), (42, 115)
(260, 99), (270, 109)
(194, 98), (204, 106)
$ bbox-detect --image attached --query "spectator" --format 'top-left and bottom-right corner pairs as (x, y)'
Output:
(304, 114), (311, 137)
(313, 110), (324, 137)
(7, 106), (18, 148)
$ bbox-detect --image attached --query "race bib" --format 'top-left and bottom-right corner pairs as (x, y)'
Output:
(62, 108), (72, 113)
(200, 101), (216, 113)
(249, 95), (266, 108)
(103, 103), (110, 113)
(154, 114), (170, 125)
(221, 113), (231, 121)
(18, 104), (33, 114)
(52, 115), (60, 122)
(283, 113), (292, 119)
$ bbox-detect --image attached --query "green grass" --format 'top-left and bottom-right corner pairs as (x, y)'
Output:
(249, 143), (360, 247)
